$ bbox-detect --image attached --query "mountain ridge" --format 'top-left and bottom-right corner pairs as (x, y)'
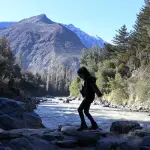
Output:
(0, 14), (106, 48)
(0, 15), (86, 75)
(62, 23), (105, 48)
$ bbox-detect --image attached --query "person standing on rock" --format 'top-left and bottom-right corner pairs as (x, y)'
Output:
(77, 67), (103, 131)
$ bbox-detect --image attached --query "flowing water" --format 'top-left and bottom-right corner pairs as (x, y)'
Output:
(35, 97), (150, 131)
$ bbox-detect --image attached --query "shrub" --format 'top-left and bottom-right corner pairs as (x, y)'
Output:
(69, 77), (82, 96)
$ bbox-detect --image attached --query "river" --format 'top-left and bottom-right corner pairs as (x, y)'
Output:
(35, 97), (150, 131)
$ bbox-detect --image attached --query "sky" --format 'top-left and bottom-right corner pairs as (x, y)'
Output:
(0, 0), (145, 43)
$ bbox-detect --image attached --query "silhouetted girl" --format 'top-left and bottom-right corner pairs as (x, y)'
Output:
(77, 67), (102, 131)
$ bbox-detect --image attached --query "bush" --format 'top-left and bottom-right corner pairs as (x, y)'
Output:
(96, 68), (115, 93)
(107, 73), (129, 104)
(134, 79), (150, 106)
(69, 77), (82, 96)
(103, 59), (116, 69)
(107, 88), (129, 105)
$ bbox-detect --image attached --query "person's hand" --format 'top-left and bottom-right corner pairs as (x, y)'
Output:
(80, 90), (85, 97)
(97, 92), (103, 98)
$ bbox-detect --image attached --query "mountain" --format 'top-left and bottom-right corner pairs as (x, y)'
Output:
(62, 24), (105, 48)
(0, 14), (86, 74)
(0, 20), (106, 48)
(0, 22), (16, 29)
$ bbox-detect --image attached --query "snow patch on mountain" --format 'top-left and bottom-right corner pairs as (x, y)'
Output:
(62, 24), (106, 48)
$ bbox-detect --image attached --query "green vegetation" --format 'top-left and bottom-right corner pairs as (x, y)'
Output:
(0, 37), (47, 99)
(69, 2), (150, 107)
(69, 77), (81, 96)
(0, 37), (72, 99)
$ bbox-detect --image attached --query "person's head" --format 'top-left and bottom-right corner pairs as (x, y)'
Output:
(77, 67), (90, 80)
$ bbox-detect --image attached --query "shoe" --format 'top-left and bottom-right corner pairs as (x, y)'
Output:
(77, 124), (88, 131)
(89, 122), (99, 130)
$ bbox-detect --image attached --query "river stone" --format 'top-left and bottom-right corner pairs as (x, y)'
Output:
(116, 139), (142, 150)
(0, 128), (53, 140)
(9, 136), (58, 150)
(0, 128), (4, 132)
(23, 112), (44, 128)
(0, 114), (18, 130)
(140, 136), (150, 150)
(0, 146), (12, 150)
(110, 121), (141, 134)
(0, 98), (26, 114)
(0, 131), (22, 139)
(129, 128), (150, 137)
(63, 99), (70, 103)
(56, 140), (77, 148)
(0, 98), (45, 130)
(61, 126), (103, 146)
(61, 126), (79, 136)
(61, 126), (106, 136)
(96, 137), (127, 150)
(42, 132), (64, 141)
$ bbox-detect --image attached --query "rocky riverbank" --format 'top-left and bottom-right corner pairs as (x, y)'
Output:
(1, 97), (150, 150)
(64, 96), (150, 113)
(1, 121), (150, 150)
(0, 98), (44, 130)
(93, 99), (150, 113)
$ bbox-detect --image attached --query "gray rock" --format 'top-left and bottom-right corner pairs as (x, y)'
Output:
(0, 98), (45, 130)
(0, 98), (26, 114)
(116, 139), (142, 150)
(140, 146), (150, 150)
(61, 126), (103, 146)
(61, 126), (79, 136)
(9, 136), (58, 150)
(23, 112), (44, 128)
(0, 128), (56, 140)
(42, 132), (64, 141)
(0, 131), (22, 140)
(140, 136), (150, 150)
(96, 137), (127, 150)
(110, 121), (141, 134)
(0, 146), (12, 150)
(0, 128), (4, 132)
(129, 128), (150, 138)
(0, 114), (18, 130)
(63, 99), (70, 103)
(56, 140), (77, 148)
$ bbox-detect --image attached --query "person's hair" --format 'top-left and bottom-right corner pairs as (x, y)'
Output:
(77, 67), (90, 77)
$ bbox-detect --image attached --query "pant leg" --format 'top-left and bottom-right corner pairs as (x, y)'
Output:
(83, 99), (96, 124)
(78, 99), (87, 125)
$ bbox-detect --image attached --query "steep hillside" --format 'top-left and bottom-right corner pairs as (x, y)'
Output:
(63, 24), (105, 48)
(0, 14), (86, 74)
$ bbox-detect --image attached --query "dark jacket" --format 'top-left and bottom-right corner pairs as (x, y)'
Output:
(80, 76), (102, 101)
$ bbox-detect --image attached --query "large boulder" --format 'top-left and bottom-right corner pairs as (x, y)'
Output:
(96, 137), (141, 150)
(0, 128), (58, 140)
(61, 126), (107, 147)
(96, 137), (127, 150)
(140, 136), (150, 150)
(0, 129), (59, 150)
(129, 128), (150, 138)
(6, 136), (57, 150)
(56, 140), (77, 148)
(0, 127), (98, 149)
(0, 98), (45, 130)
(110, 121), (141, 134)
(116, 139), (142, 150)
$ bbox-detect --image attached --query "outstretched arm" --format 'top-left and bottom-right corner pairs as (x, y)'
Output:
(89, 82), (103, 97)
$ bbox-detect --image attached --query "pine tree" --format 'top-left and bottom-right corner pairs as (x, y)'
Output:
(134, 5), (150, 50)
(112, 25), (129, 51)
